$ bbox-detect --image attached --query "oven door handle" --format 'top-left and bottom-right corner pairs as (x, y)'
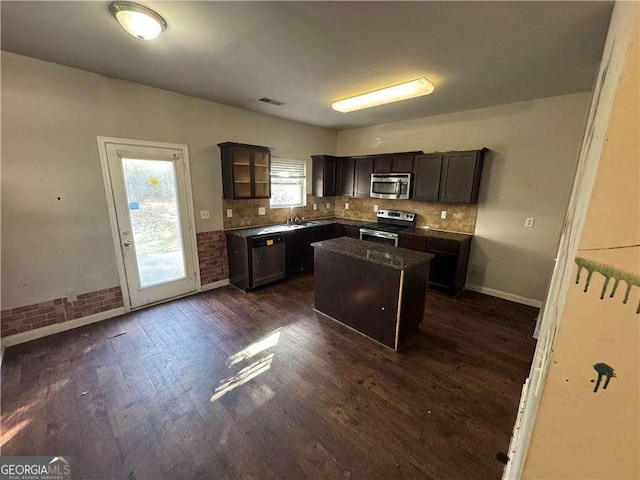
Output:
(359, 229), (398, 240)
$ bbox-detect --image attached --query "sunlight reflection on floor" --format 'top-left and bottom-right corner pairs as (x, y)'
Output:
(210, 353), (274, 402)
(1, 419), (31, 447)
(211, 328), (283, 403)
(226, 328), (281, 367)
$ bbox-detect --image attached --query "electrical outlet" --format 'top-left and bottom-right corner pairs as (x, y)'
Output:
(373, 205), (379, 212)
(200, 210), (210, 220)
(258, 207), (266, 215)
(65, 291), (77, 303)
(326, 203), (331, 209)
(525, 217), (535, 227)
(345, 203), (350, 210)
(441, 211), (447, 219)
(226, 209), (233, 218)
(313, 204), (317, 211)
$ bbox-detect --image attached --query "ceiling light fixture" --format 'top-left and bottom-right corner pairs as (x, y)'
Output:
(109, 2), (167, 41)
(331, 77), (434, 113)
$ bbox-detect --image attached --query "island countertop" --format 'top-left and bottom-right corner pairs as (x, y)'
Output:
(311, 236), (433, 271)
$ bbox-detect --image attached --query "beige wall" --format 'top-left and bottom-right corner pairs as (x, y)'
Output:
(337, 93), (591, 303)
(0, 51), (336, 310)
(523, 9), (639, 478)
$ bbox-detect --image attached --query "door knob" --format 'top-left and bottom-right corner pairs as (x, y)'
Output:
(123, 240), (132, 247)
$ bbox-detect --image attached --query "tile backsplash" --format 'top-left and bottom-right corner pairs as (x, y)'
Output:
(333, 197), (477, 234)
(222, 195), (334, 229)
(223, 195), (477, 234)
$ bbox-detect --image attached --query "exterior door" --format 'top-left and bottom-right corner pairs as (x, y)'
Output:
(100, 139), (197, 309)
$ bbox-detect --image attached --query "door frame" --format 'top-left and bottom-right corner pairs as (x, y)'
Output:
(502, 3), (636, 478)
(96, 136), (201, 312)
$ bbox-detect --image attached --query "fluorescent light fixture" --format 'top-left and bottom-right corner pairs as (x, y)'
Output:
(332, 77), (434, 113)
(109, 2), (167, 40)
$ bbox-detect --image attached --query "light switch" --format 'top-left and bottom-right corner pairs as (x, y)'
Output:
(374, 205), (379, 212)
(313, 204), (317, 211)
(345, 203), (350, 210)
(326, 203), (331, 209)
(525, 217), (535, 227)
(226, 209), (233, 218)
(441, 211), (447, 219)
(258, 207), (266, 215)
(200, 210), (210, 220)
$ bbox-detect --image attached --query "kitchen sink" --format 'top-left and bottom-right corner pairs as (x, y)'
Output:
(293, 221), (321, 226)
(254, 222), (323, 236)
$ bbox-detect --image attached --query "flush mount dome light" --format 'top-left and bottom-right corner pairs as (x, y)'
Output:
(109, 2), (167, 40)
(331, 77), (434, 113)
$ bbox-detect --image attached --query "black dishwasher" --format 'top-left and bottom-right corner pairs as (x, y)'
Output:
(251, 235), (286, 288)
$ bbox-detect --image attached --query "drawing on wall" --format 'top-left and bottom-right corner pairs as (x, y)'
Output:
(574, 248), (640, 314)
(592, 362), (616, 393)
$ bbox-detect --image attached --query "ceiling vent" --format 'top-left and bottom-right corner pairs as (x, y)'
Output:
(259, 97), (284, 106)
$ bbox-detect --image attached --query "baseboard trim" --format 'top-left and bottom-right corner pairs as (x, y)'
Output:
(1, 307), (126, 348)
(201, 278), (230, 292)
(1, 280), (230, 349)
(465, 284), (543, 308)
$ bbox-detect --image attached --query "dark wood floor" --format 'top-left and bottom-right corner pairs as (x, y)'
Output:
(1, 274), (537, 479)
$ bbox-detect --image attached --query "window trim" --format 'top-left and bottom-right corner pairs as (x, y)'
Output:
(269, 158), (307, 209)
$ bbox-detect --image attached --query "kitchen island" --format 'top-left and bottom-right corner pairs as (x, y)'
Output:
(312, 237), (433, 351)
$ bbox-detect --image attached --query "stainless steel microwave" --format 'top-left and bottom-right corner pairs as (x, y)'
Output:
(370, 173), (412, 199)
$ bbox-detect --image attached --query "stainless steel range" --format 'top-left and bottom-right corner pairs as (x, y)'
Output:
(359, 209), (416, 246)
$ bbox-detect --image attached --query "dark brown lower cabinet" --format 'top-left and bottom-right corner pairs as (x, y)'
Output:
(336, 224), (361, 239)
(398, 233), (472, 295)
(286, 229), (311, 277)
(306, 224), (337, 270)
(313, 241), (430, 351)
(288, 224), (343, 277)
(228, 222), (470, 295)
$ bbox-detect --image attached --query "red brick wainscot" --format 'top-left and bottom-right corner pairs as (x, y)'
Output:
(196, 230), (229, 285)
(1, 287), (124, 337)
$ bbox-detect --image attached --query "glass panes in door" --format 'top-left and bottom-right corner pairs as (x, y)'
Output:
(122, 158), (187, 288)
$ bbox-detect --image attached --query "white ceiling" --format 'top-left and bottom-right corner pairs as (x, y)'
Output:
(1, 1), (613, 130)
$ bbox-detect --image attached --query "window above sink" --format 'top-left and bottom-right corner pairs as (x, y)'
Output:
(270, 158), (307, 208)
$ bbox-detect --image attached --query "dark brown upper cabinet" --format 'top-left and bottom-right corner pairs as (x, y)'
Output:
(373, 155), (392, 174)
(311, 150), (423, 198)
(354, 157), (374, 197)
(413, 153), (444, 202)
(219, 142), (271, 199)
(439, 149), (487, 204)
(392, 154), (414, 173)
(337, 157), (355, 196)
(311, 155), (338, 197)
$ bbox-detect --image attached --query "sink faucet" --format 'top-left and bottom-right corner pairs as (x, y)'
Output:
(289, 207), (300, 223)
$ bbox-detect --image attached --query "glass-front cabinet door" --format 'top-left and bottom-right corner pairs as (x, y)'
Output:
(219, 142), (271, 199)
(231, 148), (252, 198)
(252, 150), (270, 198)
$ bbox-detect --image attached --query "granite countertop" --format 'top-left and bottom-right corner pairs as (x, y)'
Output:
(311, 237), (434, 271)
(402, 228), (473, 242)
(225, 217), (472, 242)
(224, 217), (371, 238)
(224, 223), (306, 238)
